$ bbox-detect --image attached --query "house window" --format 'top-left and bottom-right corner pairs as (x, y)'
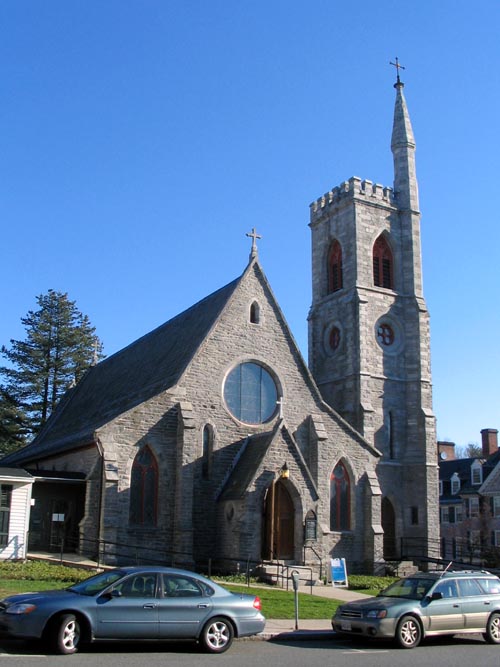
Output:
(202, 424), (214, 480)
(330, 462), (350, 531)
(441, 507), (448, 524)
(456, 504), (463, 522)
(250, 301), (260, 324)
(493, 497), (500, 518)
(129, 446), (158, 527)
(495, 531), (500, 547)
(466, 497), (479, 518)
(439, 480), (443, 496)
(451, 473), (461, 495)
(471, 462), (482, 486)
(373, 235), (394, 289)
(224, 362), (278, 424)
(327, 240), (343, 293)
(0, 485), (12, 547)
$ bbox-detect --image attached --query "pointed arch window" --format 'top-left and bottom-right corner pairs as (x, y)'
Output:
(327, 240), (343, 293)
(202, 424), (214, 480)
(330, 461), (350, 531)
(129, 446), (158, 527)
(373, 235), (394, 289)
(250, 301), (260, 324)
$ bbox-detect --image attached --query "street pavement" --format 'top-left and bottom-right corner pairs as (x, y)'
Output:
(259, 583), (370, 640)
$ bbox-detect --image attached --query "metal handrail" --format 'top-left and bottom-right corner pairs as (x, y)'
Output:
(303, 543), (323, 581)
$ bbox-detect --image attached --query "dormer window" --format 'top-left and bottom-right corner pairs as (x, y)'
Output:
(451, 472), (461, 495)
(471, 461), (483, 486)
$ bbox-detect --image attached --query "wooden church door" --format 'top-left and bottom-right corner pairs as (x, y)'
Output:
(262, 480), (294, 560)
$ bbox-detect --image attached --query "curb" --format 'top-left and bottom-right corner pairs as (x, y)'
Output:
(254, 629), (339, 642)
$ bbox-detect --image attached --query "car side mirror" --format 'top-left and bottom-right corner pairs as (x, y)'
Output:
(430, 591), (443, 601)
(110, 589), (122, 598)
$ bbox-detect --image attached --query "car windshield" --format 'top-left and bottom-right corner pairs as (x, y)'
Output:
(378, 577), (436, 600)
(67, 570), (126, 596)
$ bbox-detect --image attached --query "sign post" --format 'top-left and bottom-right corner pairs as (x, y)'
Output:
(291, 570), (300, 630)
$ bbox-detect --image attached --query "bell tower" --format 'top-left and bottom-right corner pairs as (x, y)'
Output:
(308, 69), (439, 561)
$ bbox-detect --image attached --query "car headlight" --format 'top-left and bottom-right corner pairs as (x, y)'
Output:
(6, 603), (37, 615)
(366, 609), (387, 619)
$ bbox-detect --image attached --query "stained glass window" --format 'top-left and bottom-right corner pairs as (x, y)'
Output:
(224, 362), (278, 424)
(129, 446), (158, 527)
(330, 462), (350, 531)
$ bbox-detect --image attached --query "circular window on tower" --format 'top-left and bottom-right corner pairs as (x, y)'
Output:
(323, 322), (343, 356)
(224, 361), (278, 424)
(329, 326), (341, 351)
(374, 316), (404, 354)
(376, 322), (394, 347)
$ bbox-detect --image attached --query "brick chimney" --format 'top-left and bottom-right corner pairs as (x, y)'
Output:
(437, 441), (456, 461)
(481, 428), (498, 457)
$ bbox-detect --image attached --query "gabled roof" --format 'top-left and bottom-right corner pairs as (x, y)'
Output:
(2, 276), (242, 465)
(218, 420), (318, 502)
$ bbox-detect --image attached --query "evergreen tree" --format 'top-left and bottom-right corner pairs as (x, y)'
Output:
(1, 290), (103, 436)
(0, 387), (29, 454)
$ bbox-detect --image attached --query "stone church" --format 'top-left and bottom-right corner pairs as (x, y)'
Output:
(2, 75), (439, 573)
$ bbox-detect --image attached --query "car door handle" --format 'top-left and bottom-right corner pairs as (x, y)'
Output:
(453, 604), (460, 608)
(484, 601), (491, 605)
(198, 603), (209, 608)
(143, 603), (157, 609)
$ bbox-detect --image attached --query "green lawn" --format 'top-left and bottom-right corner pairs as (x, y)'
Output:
(0, 579), (339, 619)
(0, 561), (390, 620)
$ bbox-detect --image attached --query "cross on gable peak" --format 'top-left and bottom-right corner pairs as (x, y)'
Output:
(246, 227), (262, 259)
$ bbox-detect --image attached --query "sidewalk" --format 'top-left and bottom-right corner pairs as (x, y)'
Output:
(259, 584), (370, 640)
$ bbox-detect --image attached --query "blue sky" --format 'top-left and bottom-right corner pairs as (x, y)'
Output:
(1, 1), (499, 448)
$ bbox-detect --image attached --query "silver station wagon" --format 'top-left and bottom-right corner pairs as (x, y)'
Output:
(333, 570), (500, 648)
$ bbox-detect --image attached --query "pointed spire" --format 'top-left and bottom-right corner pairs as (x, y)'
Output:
(390, 59), (419, 212)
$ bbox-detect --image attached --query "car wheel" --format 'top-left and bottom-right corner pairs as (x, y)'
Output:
(51, 613), (81, 654)
(395, 615), (421, 649)
(200, 616), (234, 653)
(484, 612), (500, 644)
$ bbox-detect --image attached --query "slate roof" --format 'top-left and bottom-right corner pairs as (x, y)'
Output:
(439, 450), (500, 503)
(2, 276), (241, 466)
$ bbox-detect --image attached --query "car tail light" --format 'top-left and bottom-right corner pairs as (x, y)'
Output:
(253, 596), (262, 611)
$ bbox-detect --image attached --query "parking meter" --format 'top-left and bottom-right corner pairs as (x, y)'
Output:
(291, 570), (300, 591)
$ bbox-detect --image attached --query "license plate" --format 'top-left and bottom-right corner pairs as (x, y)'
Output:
(341, 621), (352, 631)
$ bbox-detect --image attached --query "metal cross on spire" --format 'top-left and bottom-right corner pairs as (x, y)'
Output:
(390, 57), (405, 87)
(246, 227), (262, 259)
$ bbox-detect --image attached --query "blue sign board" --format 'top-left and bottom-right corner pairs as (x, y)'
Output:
(330, 557), (348, 587)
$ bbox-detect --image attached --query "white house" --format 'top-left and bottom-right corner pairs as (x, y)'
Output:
(0, 468), (34, 560)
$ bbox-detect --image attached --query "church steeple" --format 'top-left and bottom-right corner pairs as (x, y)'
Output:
(390, 61), (419, 212)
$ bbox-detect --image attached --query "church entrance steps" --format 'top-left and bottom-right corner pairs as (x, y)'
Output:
(257, 562), (323, 588)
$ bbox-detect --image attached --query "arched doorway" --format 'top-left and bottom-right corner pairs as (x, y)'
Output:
(262, 480), (294, 560)
(382, 497), (397, 559)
